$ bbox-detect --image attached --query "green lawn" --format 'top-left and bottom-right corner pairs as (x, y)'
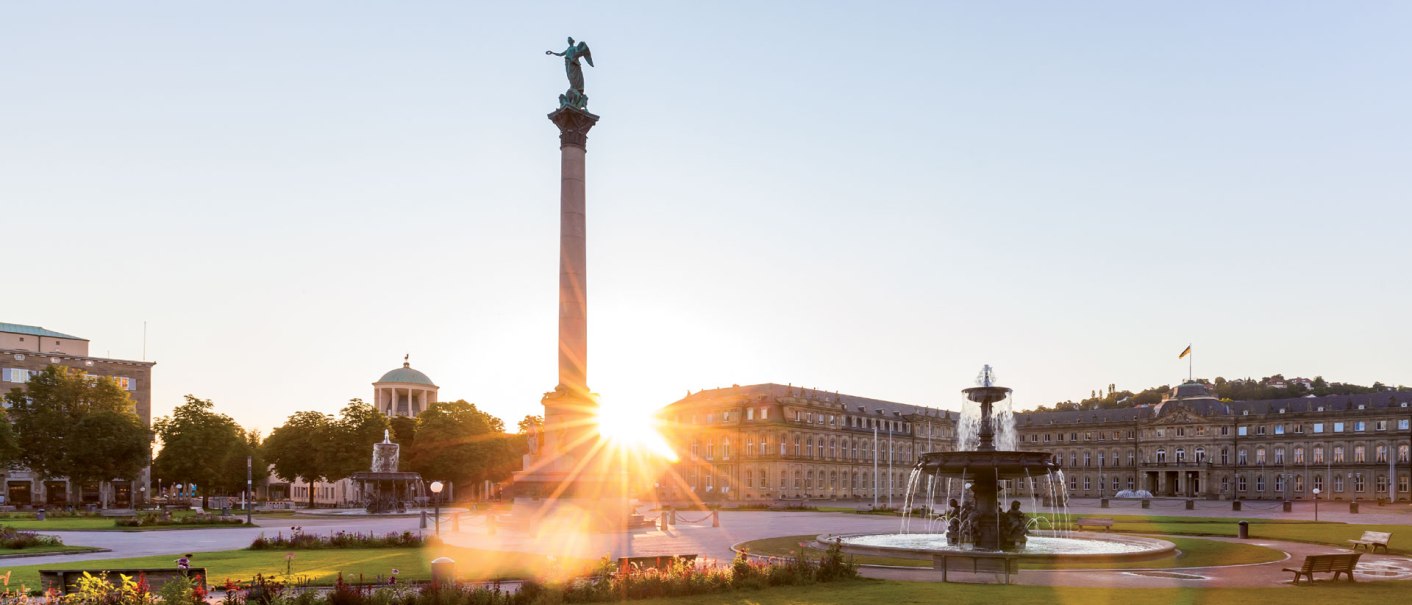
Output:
(1040, 514), (1412, 553)
(737, 535), (1284, 570)
(0, 546), (597, 590)
(625, 578), (1412, 605)
(0, 544), (103, 558)
(0, 511), (252, 531)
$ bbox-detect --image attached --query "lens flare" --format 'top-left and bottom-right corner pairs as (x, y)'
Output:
(595, 403), (679, 462)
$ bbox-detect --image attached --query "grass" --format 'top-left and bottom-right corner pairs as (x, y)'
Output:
(623, 578), (1412, 605)
(0, 510), (251, 532)
(736, 535), (1285, 570)
(0, 546), (597, 590)
(0, 544), (103, 557)
(1037, 514), (1412, 553)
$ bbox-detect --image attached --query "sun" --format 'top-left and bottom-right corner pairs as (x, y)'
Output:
(595, 403), (678, 461)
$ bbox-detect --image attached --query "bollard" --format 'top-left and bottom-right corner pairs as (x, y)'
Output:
(430, 557), (456, 586)
(1185, 500), (1194, 510)
(1141, 499), (1150, 509)
(712, 510), (720, 527)
(1350, 501), (1359, 514)
(1282, 501), (1292, 513)
(1237, 520), (1249, 539)
(670, 508), (677, 525)
(1232, 500), (1242, 512)
(1100, 498), (1109, 509)
(420, 510), (428, 529)
(660, 510), (669, 529)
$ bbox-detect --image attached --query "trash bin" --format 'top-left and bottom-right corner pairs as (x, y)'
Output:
(1237, 520), (1249, 539)
(430, 557), (456, 585)
(221, 506), (231, 516)
(36, 508), (45, 521)
(1282, 501), (1292, 513)
(1141, 499), (1150, 509)
(1100, 498), (1109, 508)
(1350, 501), (1359, 514)
(1232, 500), (1242, 512)
(1185, 500), (1195, 510)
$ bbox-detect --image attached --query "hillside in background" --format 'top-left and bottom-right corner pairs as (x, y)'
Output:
(1033, 375), (1411, 412)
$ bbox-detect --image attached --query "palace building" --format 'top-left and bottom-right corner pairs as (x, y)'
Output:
(0, 322), (155, 508)
(658, 381), (1412, 504)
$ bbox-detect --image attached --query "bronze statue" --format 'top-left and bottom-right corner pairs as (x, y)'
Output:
(547, 37), (594, 110)
(1002, 500), (1029, 550)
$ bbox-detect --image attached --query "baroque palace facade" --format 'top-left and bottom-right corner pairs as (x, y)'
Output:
(659, 382), (1412, 504)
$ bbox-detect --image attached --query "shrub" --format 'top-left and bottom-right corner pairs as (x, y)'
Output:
(115, 513), (247, 528)
(0, 526), (64, 549)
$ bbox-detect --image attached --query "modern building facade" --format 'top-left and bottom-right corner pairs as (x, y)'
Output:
(0, 322), (155, 507)
(659, 381), (1412, 504)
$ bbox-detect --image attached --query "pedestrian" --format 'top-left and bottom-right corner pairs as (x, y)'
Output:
(176, 554), (192, 571)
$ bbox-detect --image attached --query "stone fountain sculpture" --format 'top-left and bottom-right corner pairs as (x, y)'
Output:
(918, 366), (1057, 551)
(350, 430), (427, 514)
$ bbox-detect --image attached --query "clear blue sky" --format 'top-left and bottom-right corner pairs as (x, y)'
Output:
(4, 2), (1409, 433)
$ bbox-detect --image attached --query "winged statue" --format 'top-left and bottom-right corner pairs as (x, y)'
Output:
(546, 37), (594, 110)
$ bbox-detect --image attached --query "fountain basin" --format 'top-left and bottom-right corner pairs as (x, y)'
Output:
(825, 531), (1176, 562)
(917, 450), (1058, 480)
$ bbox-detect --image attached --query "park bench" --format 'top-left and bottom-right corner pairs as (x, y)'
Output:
(1282, 553), (1360, 584)
(1073, 518), (1114, 531)
(1347, 531), (1392, 553)
(616, 555), (697, 574)
(39, 568), (208, 595)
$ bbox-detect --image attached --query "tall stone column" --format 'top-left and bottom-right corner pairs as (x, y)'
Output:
(540, 106), (600, 468)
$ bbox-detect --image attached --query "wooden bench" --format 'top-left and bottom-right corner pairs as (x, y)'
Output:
(1282, 553), (1360, 584)
(39, 568), (208, 595)
(616, 555), (696, 574)
(1348, 531), (1391, 553)
(1074, 518), (1114, 531)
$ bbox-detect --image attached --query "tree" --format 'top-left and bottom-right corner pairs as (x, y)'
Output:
(153, 395), (248, 506)
(388, 416), (418, 450)
(326, 399), (389, 480)
(405, 400), (521, 498)
(5, 365), (150, 505)
(263, 411), (335, 508)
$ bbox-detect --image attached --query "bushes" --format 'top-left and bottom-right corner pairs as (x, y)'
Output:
(0, 526), (64, 549)
(250, 529), (428, 550)
(115, 513), (247, 528)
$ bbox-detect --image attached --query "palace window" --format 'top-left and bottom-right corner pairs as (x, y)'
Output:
(747, 437), (755, 457)
(1400, 444), (1410, 463)
(746, 470), (754, 488)
(1377, 474), (1388, 494)
(1084, 452), (1091, 467)
(761, 408), (769, 419)
(1257, 425), (1266, 436)
(1155, 449), (1167, 464)
(747, 408), (755, 421)
(1354, 445), (1365, 463)
(1255, 447), (1266, 464)
(1195, 447), (1205, 464)
(1295, 474), (1305, 493)
(1376, 420), (1388, 431)
(793, 435), (801, 456)
(1294, 447), (1304, 464)
(722, 439), (730, 459)
(1400, 419), (1410, 430)
(1237, 475), (1247, 492)
(1334, 422), (1345, 433)
(1274, 474), (1284, 493)
(1333, 475), (1344, 493)
(1313, 446), (1324, 463)
(1098, 452), (1105, 467)
(1274, 424), (1284, 435)
(1333, 446), (1345, 463)
(1238, 426), (1248, 436)
(1221, 448), (1230, 465)
(1313, 474), (1323, 492)
(1220, 426), (1230, 436)
(1400, 475), (1409, 494)
(806, 437), (814, 458)
(1353, 474), (1365, 492)
(1313, 423), (1324, 433)
(1274, 447), (1284, 465)
(1175, 448), (1185, 464)
(1221, 476), (1229, 493)
(1238, 449), (1248, 465)
(1355, 421), (1367, 432)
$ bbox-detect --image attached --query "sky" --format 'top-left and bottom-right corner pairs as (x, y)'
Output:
(3, 2), (1410, 435)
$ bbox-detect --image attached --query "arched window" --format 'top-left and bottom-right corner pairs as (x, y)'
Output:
(793, 434), (801, 457)
(1156, 448), (1167, 463)
(1175, 448), (1185, 463)
(830, 438), (837, 459)
(722, 439), (731, 459)
(1255, 447), (1265, 464)
(1195, 447), (1205, 463)
(806, 436), (814, 458)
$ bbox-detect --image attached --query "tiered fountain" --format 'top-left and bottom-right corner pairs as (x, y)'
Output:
(830, 366), (1174, 565)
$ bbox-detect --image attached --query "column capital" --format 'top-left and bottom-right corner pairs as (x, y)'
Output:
(549, 106), (600, 149)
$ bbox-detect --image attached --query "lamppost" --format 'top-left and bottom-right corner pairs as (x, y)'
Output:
(1312, 488), (1321, 522)
(429, 481), (444, 536)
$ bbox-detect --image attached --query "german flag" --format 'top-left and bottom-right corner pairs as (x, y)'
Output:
(1178, 345), (1192, 359)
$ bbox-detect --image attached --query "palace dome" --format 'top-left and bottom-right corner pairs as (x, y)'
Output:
(377, 361), (436, 386)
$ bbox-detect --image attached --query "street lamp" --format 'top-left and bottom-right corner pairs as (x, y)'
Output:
(1312, 488), (1321, 522)
(429, 481), (444, 536)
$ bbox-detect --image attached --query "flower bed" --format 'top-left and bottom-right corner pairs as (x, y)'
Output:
(115, 513), (248, 528)
(0, 526), (63, 549)
(250, 528), (428, 550)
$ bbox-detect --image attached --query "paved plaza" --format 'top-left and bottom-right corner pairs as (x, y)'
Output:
(17, 498), (1412, 588)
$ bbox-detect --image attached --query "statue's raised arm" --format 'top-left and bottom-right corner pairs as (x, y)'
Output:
(548, 36), (594, 111)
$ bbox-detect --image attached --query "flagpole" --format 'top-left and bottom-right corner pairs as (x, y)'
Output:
(1188, 343), (1193, 382)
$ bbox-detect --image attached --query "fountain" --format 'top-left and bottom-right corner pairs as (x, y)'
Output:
(831, 366), (1174, 565)
(349, 430), (428, 514)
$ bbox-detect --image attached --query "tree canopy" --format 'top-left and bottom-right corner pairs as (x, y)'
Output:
(262, 400), (389, 506)
(405, 400), (522, 495)
(5, 365), (149, 500)
(153, 395), (261, 503)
